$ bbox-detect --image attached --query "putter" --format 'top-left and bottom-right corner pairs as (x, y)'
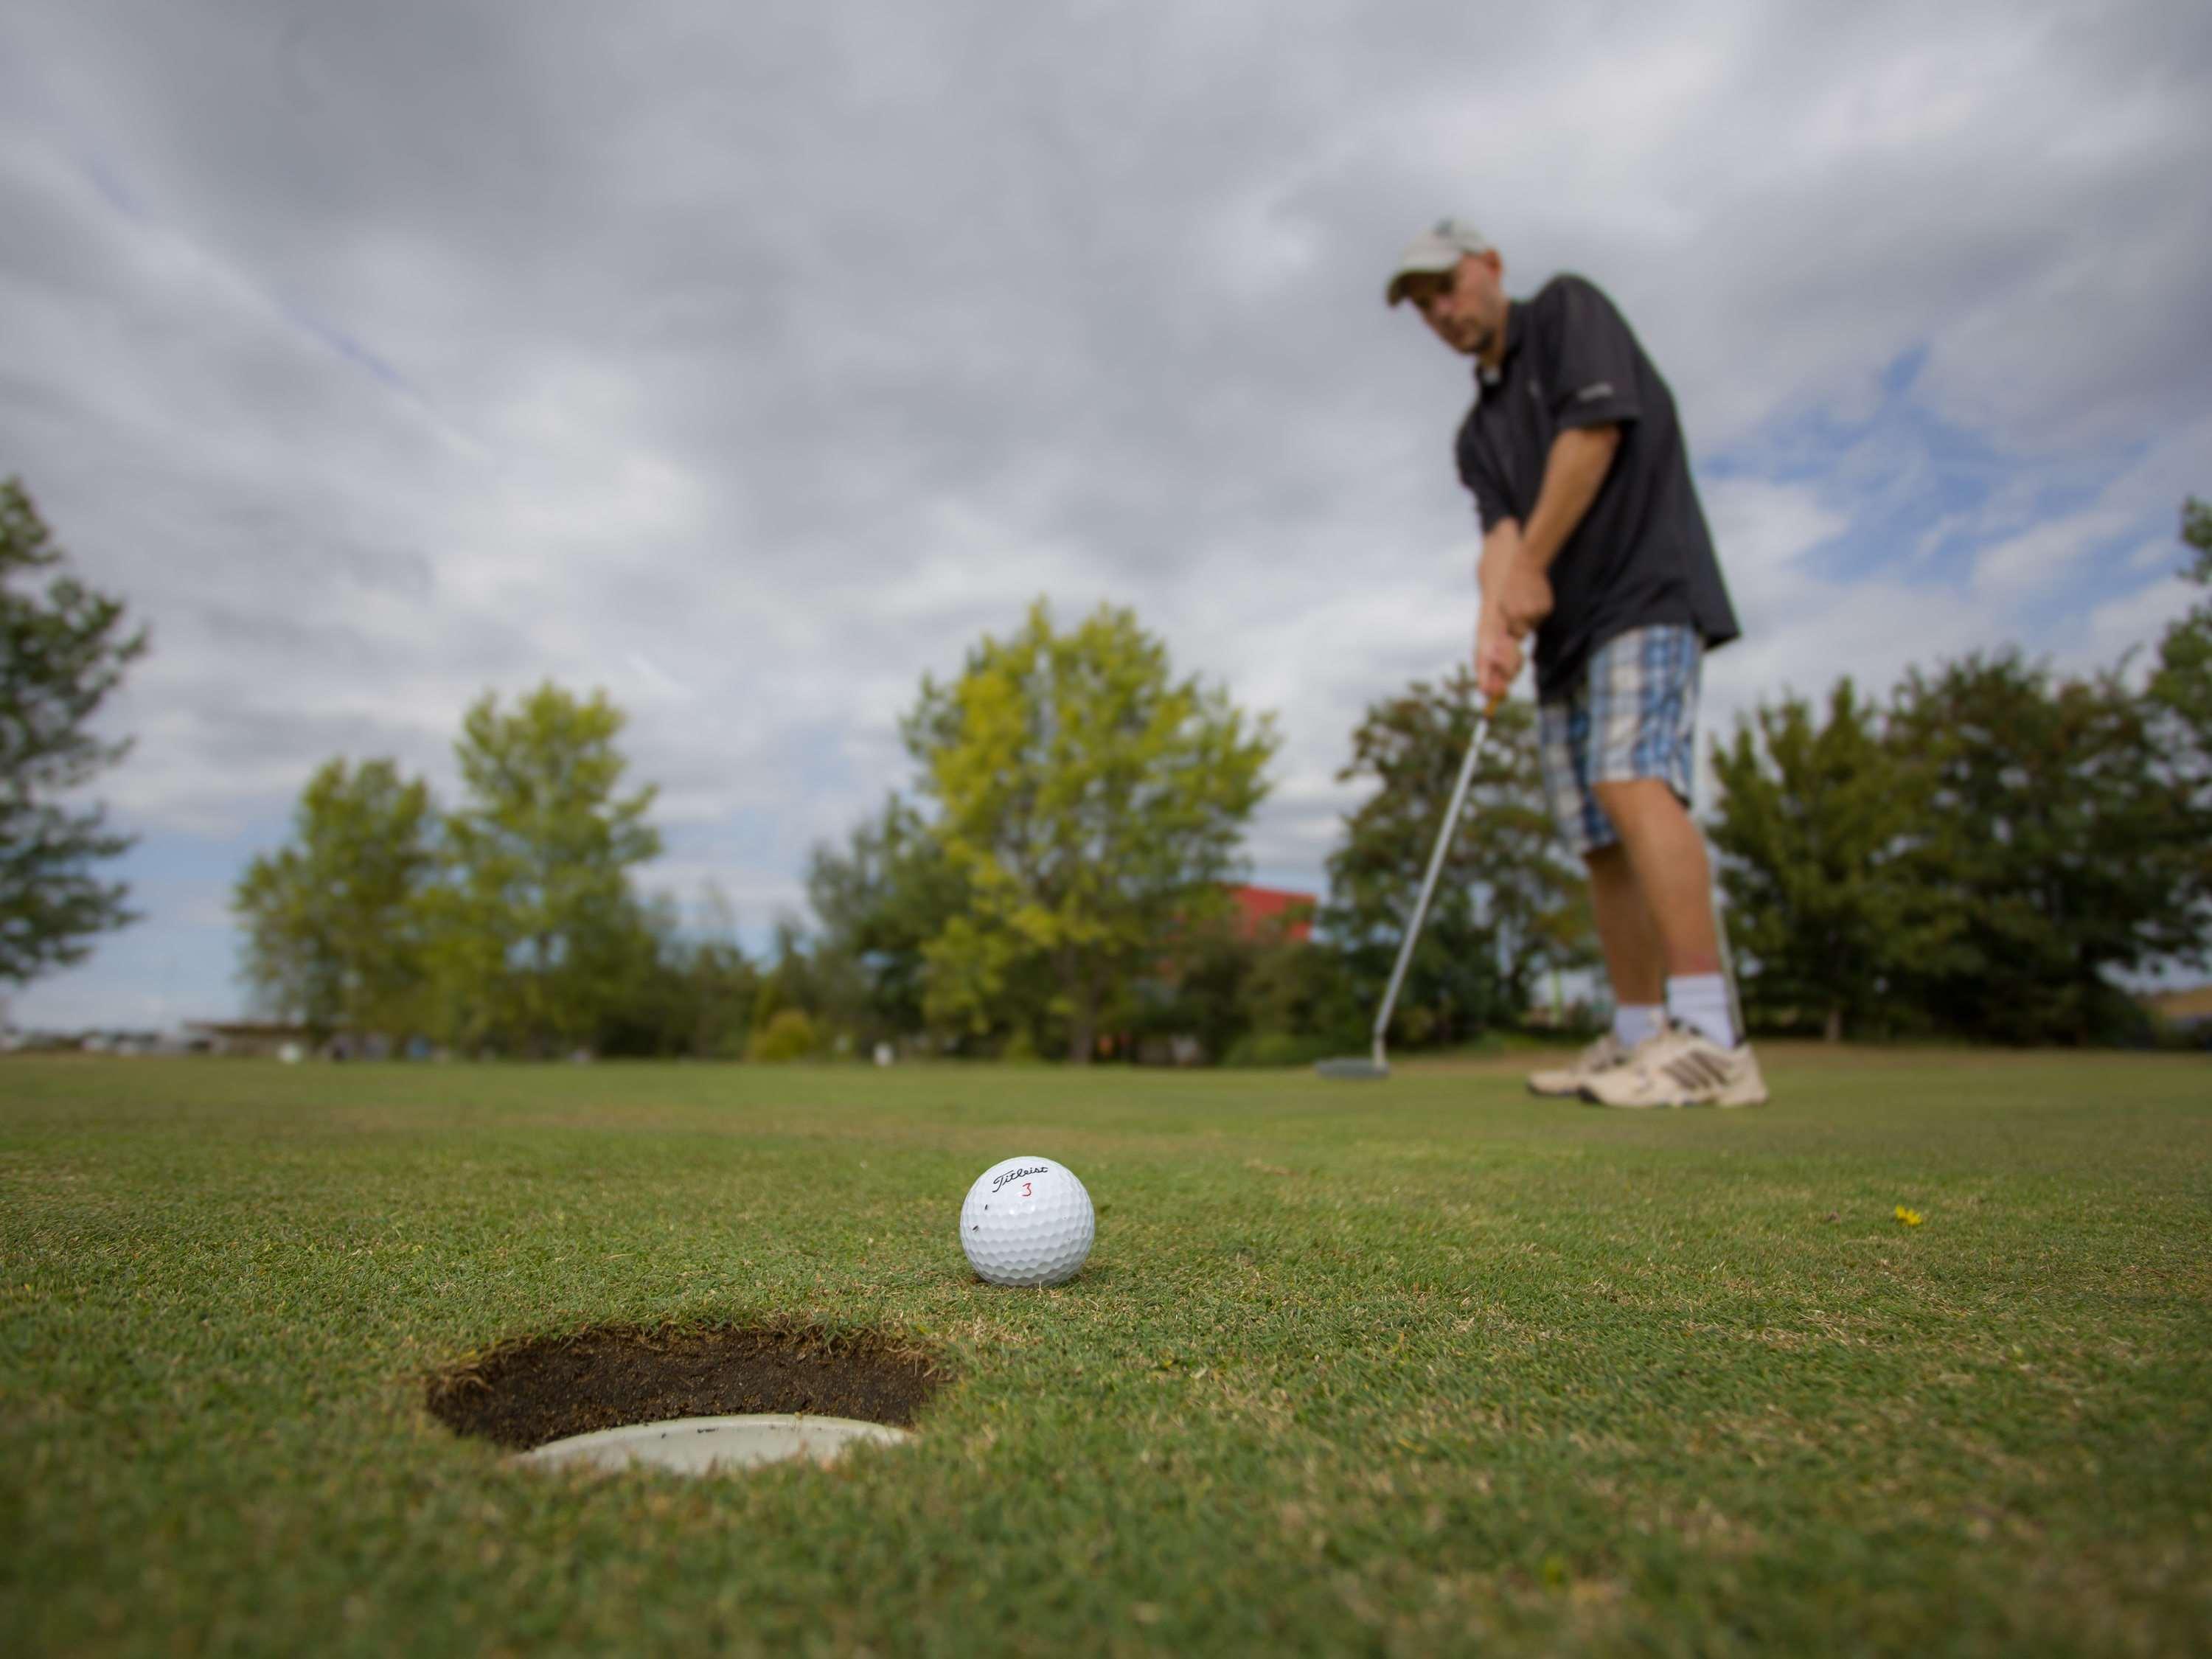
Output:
(1713, 894), (1747, 1048)
(1318, 693), (1503, 1080)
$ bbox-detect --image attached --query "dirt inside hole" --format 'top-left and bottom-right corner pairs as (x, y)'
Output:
(425, 1323), (945, 1452)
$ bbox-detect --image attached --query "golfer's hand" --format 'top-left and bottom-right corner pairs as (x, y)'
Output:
(1495, 553), (1553, 639)
(1475, 613), (1523, 704)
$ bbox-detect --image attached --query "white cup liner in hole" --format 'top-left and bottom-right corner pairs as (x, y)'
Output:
(517, 1414), (910, 1475)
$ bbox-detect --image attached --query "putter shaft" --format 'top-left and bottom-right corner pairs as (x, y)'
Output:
(1368, 698), (1500, 1065)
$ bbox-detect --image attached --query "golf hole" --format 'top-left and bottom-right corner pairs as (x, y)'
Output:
(425, 1322), (942, 1475)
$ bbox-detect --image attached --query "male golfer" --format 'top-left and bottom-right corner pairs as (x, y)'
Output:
(1386, 220), (1765, 1107)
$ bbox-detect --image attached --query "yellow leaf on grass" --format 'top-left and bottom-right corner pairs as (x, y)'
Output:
(1894, 1206), (1924, 1226)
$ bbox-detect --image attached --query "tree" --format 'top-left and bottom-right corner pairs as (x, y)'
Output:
(2146, 496), (2212, 775)
(576, 892), (692, 1059)
(807, 796), (970, 1045)
(1134, 898), (1355, 1067)
(1709, 680), (1962, 1040)
(902, 599), (1277, 1061)
(746, 914), (872, 1053)
(1888, 652), (2209, 1043)
(1, 479), (147, 987)
(232, 758), (437, 1040)
(425, 684), (661, 1055)
(2143, 496), (2212, 973)
(582, 893), (684, 1059)
(667, 885), (762, 1058)
(1232, 928), (1363, 1057)
(747, 1008), (821, 1062)
(1325, 669), (1588, 1046)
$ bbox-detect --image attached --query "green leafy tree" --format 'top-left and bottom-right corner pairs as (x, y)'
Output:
(588, 886), (762, 1059)
(748, 916), (871, 1053)
(232, 758), (437, 1040)
(918, 908), (1057, 1054)
(1, 479), (147, 987)
(1135, 897), (1352, 1066)
(2146, 497), (2212, 772)
(1236, 929), (1362, 1052)
(807, 796), (970, 1044)
(747, 1007), (820, 1062)
(585, 892), (682, 1057)
(1709, 680), (1962, 1040)
(902, 599), (1277, 1062)
(1325, 669), (1589, 1046)
(2144, 496), (2212, 971)
(672, 885), (762, 1057)
(1889, 652), (2209, 1043)
(425, 684), (661, 1055)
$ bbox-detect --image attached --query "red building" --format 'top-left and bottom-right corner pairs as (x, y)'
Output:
(1222, 884), (1315, 945)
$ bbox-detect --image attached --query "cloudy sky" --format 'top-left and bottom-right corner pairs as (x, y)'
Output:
(4, 0), (2208, 1029)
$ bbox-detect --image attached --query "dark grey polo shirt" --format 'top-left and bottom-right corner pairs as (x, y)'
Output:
(1455, 274), (1740, 700)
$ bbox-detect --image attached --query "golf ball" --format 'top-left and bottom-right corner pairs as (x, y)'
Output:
(959, 1155), (1095, 1287)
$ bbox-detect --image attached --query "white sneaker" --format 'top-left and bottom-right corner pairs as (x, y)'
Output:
(1579, 1026), (1767, 1108)
(1526, 1031), (1634, 1097)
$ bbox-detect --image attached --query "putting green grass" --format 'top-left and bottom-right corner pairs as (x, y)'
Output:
(4, 1049), (2208, 1657)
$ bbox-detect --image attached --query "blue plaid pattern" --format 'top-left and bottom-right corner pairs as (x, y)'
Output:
(1537, 625), (1702, 859)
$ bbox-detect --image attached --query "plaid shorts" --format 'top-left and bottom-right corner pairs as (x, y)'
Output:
(1537, 625), (1702, 859)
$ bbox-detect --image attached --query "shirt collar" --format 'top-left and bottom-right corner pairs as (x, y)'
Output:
(1475, 299), (1524, 390)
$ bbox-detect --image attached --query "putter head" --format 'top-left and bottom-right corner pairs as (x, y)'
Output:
(1314, 1057), (1389, 1080)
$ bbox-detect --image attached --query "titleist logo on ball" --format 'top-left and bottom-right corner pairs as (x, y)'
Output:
(991, 1164), (1050, 1192)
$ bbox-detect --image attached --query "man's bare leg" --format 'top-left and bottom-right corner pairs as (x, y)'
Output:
(1585, 843), (1666, 1009)
(1526, 841), (1670, 1094)
(1579, 776), (1767, 1102)
(1590, 778), (1721, 975)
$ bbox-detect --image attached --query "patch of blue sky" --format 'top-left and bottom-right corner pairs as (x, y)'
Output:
(1705, 344), (2160, 599)
(7, 827), (268, 1029)
(25, 793), (824, 1023)
(2015, 523), (2182, 642)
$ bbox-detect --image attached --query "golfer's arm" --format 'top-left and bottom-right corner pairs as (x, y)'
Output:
(1518, 424), (1620, 570)
(1476, 520), (1521, 615)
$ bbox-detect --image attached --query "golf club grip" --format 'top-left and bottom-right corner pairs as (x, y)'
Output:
(1371, 698), (1500, 1054)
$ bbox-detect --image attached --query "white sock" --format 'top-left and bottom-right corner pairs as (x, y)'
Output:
(1612, 1003), (1663, 1048)
(1667, 974), (1737, 1048)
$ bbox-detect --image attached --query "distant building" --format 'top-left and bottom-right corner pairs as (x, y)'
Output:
(1117, 885), (1320, 1066)
(182, 1020), (317, 1058)
(2143, 985), (2212, 1032)
(1221, 884), (1315, 945)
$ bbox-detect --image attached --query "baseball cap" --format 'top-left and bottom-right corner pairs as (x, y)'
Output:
(1385, 218), (1490, 306)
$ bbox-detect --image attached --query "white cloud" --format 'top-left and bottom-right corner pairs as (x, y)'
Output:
(2076, 575), (2198, 683)
(1700, 475), (1981, 754)
(1972, 504), (2138, 599)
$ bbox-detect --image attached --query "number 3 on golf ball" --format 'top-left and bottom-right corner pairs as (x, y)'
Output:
(959, 1156), (1095, 1287)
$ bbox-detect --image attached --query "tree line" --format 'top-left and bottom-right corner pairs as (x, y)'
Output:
(4, 469), (2208, 1054)
(1712, 498), (2212, 1043)
(229, 601), (1285, 1061)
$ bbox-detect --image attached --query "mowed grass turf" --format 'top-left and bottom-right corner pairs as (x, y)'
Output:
(3, 1049), (2208, 1658)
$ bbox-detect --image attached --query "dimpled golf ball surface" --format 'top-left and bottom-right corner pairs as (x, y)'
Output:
(960, 1156), (1095, 1287)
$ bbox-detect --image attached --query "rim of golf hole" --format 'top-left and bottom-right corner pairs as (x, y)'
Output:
(424, 1322), (942, 1476)
(521, 1413), (909, 1474)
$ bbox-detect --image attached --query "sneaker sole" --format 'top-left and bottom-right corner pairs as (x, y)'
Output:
(1578, 1090), (1769, 1109)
